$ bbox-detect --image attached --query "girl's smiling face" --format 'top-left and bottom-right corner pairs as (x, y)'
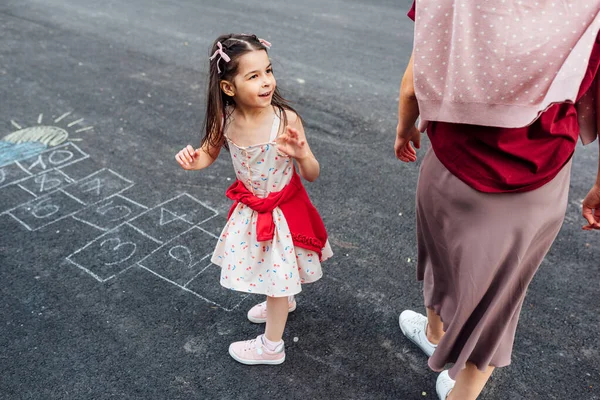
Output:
(223, 50), (276, 109)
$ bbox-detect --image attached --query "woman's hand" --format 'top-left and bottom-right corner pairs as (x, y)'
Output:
(395, 124), (421, 162)
(582, 184), (600, 230)
(175, 145), (204, 170)
(276, 126), (310, 160)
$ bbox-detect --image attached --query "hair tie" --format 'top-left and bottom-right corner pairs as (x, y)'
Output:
(240, 33), (272, 49)
(258, 38), (272, 49)
(209, 42), (231, 73)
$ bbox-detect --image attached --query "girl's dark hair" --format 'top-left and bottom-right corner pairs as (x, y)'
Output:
(202, 33), (299, 150)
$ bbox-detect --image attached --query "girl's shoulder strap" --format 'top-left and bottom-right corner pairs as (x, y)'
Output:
(269, 107), (283, 142)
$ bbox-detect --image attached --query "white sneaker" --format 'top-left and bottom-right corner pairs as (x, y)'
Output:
(398, 310), (437, 357)
(436, 370), (455, 400)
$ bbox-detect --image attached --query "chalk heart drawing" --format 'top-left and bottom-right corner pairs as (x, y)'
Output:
(1, 111), (248, 312)
(99, 237), (137, 266)
(1, 111), (94, 167)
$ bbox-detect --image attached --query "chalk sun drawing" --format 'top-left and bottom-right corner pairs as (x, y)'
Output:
(1, 112), (94, 167)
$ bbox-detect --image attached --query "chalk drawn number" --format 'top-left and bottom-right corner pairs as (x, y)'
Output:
(97, 201), (133, 222)
(26, 150), (75, 172)
(0, 168), (5, 185)
(34, 173), (63, 193)
(168, 245), (193, 269)
(48, 150), (74, 165)
(31, 197), (60, 219)
(27, 156), (46, 171)
(100, 238), (137, 266)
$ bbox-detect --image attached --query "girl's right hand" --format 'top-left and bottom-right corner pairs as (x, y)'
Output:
(395, 124), (421, 163)
(175, 145), (203, 170)
(582, 184), (600, 230)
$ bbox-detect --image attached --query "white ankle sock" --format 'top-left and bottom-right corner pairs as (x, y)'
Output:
(261, 335), (283, 351)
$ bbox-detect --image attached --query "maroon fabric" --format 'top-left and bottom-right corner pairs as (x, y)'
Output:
(408, 1), (600, 193)
(226, 170), (328, 260)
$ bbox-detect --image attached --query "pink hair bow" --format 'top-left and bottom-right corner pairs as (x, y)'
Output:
(258, 38), (272, 49)
(210, 42), (231, 73)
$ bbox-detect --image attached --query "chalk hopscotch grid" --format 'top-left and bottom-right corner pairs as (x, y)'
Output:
(183, 259), (214, 287)
(136, 224), (215, 269)
(134, 212), (248, 311)
(15, 169), (77, 199)
(0, 142), (86, 190)
(2, 123), (246, 310)
(126, 193), (219, 226)
(136, 263), (247, 311)
(3, 168), (134, 231)
(71, 194), (151, 233)
(14, 159), (33, 176)
(71, 214), (111, 232)
(66, 193), (244, 311)
(0, 160), (33, 190)
(66, 193), (218, 270)
(68, 199), (218, 271)
(2, 140), (240, 310)
(115, 193), (149, 210)
(59, 188), (87, 205)
(156, 222), (249, 311)
(97, 192), (219, 244)
(0, 169), (29, 191)
(14, 142), (89, 174)
(64, 224), (155, 283)
(67, 193), (213, 266)
(16, 183), (38, 198)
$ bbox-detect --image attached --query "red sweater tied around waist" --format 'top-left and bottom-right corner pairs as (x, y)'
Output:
(225, 170), (328, 261)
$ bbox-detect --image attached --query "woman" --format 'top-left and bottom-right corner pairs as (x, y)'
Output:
(395, 1), (600, 399)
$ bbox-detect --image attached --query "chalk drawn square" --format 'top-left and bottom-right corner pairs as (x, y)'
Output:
(128, 194), (217, 243)
(137, 227), (216, 286)
(8, 190), (85, 230)
(62, 169), (133, 205)
(0, 162), (31, 189)
(185, 263), (249, 311)
(67, 224), (160, 282)
(0, 184), (36, 215)
(18, 142), (88, 175)
(73, 195), (147, 231)
(196, 214), (227, 237)
(18, 169), (74, 197)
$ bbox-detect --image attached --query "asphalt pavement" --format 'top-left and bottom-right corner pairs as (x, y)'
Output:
(0, 1), (598, 399)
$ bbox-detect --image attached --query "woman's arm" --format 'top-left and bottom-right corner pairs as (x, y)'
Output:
(581, 77), (600, 230)
(397, 53), (420, 135)
(395, 53), (421, 162)
(596, 75), (600, 185)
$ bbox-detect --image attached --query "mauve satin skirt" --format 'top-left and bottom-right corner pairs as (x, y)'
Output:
(415, 149), (572, 379)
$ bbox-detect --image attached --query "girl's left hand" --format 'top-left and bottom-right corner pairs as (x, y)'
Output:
(276, 126), (310, 160)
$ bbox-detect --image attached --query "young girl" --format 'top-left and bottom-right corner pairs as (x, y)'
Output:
(175, 33), (333, 365)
